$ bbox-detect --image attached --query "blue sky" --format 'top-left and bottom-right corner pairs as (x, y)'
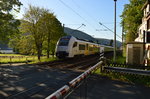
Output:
(16, 0), (129, 41)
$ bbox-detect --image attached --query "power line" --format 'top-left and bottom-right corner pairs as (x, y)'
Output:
(65, 24), (84, 25)
(99, 22), (122, 39)
(59, 0), (122, 40)
(58, 0), (96, 30)
(70, 0), (122, 40)
(71, 0), (98, 23)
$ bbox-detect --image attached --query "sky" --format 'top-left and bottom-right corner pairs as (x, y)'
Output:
(16, 0), (129, 41)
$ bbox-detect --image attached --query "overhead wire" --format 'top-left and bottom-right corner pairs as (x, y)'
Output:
(99, 22), (122, 39)
(59, 0), (122, 40)
(70, 0), (122, 40)
(71, 0), (98, 23)
(58, 0), (96, 30)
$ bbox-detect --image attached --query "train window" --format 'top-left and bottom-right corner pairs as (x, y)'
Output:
(58, 37), (71, 46)
(79, 44), (85, 50)
(58, 41), (69, 46)
(73, 42), (77, 47)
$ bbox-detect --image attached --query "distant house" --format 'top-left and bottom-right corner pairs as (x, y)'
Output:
(0, 43), (14, 54)
(0, 49), (14, 54)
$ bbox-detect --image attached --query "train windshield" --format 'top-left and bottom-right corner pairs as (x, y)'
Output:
(58, 36), (71, 46)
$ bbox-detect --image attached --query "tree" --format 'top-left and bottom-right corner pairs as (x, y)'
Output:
(0, 0), (22, 43)
(121, 0), (146, 43)
(9, 35), (36, 55)
(38, 12), (64, 58)
(22, 5), (48, 60)
(9, 20), (36, 55)
(21, 5), (64, 60)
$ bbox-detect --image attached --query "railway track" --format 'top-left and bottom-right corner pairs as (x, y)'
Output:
(38, 54), (100, 71)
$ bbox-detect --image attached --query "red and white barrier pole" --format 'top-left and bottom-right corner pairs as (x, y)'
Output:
(45, 85), (70, 99)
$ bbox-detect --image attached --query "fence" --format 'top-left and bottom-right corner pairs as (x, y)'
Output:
(103, 66), (150, 76)
(106, 62), (150, 70)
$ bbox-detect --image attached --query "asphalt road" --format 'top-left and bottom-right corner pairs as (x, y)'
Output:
(68, 75), (150, 99)
(0, 64), (150, 99)
(0, 64), (81, 99)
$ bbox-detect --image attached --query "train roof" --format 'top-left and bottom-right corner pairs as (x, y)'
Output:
(100, 45), (114, 48)
(74, 37), (99, 45)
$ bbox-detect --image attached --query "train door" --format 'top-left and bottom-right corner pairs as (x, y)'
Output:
(85, 44), (89, 55)
(72, 42), (78, 57)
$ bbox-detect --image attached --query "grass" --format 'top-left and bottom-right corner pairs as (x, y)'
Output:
(30, 56), (57, 64)
(0, 54), (57, 64)
(0, 54), (25, 56)
(115, 56), (126, 63)
(95, 68), (150, 87)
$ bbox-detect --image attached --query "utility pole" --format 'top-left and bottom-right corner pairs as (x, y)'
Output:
(114, 0), (117, 62)
(63, 24), (65, 33)
(122, 21), (124, 47)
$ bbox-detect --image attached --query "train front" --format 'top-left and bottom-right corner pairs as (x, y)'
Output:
(56, 36), (72, 58)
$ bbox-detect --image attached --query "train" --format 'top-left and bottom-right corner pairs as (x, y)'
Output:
(55, 35), (113, 58)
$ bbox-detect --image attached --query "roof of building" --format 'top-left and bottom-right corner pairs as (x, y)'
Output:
(142, 0), (150, 10)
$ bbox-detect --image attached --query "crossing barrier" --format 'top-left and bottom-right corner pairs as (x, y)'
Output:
(45, 61), (103, 99)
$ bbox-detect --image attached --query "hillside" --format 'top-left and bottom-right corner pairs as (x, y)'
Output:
(95, 38), (122, 48)
(64, 27), (97, 43)
(64, 27), (122, 48)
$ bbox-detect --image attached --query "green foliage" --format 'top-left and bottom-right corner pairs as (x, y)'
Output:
(19, 5), (49, 60)
(115, 56), (126, 63)
(39, 12), (64, 58)
(9, 5), (65, 60)
(9, 34), (36, 55)
(121, 0), (146, 43)
(0, 0), (22, 43)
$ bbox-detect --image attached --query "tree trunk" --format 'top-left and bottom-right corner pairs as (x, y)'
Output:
(36, 43), (42, 61)
(47, 49), (50, 58)
(47, 33), (50, 58)
(37, 49), (41, 61)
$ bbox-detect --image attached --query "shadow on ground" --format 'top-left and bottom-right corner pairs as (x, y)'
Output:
(0, 64), (81, 99)
(68, 74), (150, 99)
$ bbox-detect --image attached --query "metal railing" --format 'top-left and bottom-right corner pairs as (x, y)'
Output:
(104, 66), (150, 76)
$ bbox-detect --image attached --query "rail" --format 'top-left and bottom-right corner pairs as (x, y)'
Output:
(45, 61), (103, 99)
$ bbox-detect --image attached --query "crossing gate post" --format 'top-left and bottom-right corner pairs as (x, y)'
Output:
(99, 57), (106, 73)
